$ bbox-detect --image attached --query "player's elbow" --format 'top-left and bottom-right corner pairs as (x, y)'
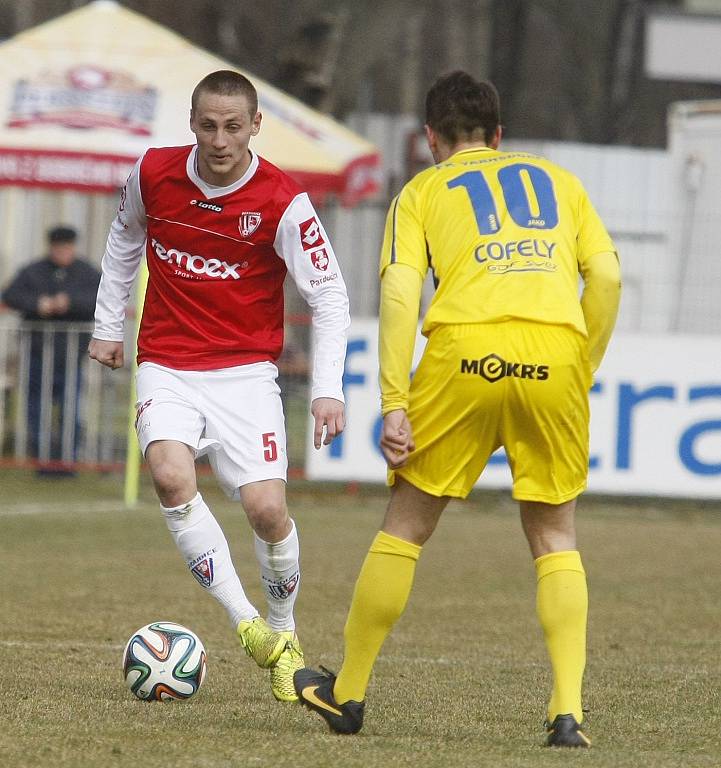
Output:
(585, 250), (621, 286)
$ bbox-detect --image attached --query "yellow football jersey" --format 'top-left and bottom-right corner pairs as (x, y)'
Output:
(380, 147), (616, 337)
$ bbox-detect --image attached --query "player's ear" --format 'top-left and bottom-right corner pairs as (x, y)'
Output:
(425, 125), (441, 163)
(490, 124), (502, 149)
(424, 124), (436, 150)
(251, 111), (262, 136)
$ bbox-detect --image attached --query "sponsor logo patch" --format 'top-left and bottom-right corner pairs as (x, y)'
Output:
(460, 354), (549, 383)
(239, 212), (262, 237)
(299, 216), (325, 250)
(309, 272), (338, 288)
(151, 238), (244, 280)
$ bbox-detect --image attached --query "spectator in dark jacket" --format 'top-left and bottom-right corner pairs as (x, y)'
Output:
(2, 225), (101, 469)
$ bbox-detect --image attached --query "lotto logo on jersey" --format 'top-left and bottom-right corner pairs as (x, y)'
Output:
(299, 216), (325, 251)
(310, 247), (330, 272)
(191, 199), (223, 213)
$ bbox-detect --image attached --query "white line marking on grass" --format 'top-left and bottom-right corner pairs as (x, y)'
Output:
(0, 502), (126, 517)
(0, 639), (125, 651)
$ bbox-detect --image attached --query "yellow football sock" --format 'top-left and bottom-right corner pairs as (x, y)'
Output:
(535, 550), (588, 723)
(333, 531), (421, 704)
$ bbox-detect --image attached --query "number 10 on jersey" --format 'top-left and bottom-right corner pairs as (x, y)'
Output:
(447, 163), (559, 235)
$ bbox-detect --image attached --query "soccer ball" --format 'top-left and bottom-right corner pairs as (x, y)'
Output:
(122, 621), (207, 701)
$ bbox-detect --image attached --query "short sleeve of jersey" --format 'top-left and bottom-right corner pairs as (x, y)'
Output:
(379, 183), (428, 279)
(575, 179), (616, 268)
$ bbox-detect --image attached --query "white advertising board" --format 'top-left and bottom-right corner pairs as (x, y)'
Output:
(645, 11), (721, 84)
(306, 320), (721, 499)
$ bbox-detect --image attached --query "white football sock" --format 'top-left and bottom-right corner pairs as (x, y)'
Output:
(161, 493), (257, 628)
(253, 519), (300, 632)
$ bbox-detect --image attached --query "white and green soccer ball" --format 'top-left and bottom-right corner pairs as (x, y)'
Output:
(122, 621), (207, 701)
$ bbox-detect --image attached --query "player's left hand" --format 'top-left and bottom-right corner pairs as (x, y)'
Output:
(380, 409), (415, 468)
(311, 397), (345, 449)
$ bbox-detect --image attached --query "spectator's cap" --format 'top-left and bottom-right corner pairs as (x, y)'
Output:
(47, 225), (77, 244)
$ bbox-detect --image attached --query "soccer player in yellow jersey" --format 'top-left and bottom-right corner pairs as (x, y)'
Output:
(295, 71), (621, 747)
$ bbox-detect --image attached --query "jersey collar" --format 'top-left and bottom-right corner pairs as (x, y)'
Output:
(186, 147), (260, 199)
(447, 146), (497, 162)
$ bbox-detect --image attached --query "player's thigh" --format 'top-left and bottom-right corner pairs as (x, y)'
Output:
(201, 362), (288, 499)
(397, 325), (504, 498)
(502, 323), (592, 504)
(135, 363), (206, 456)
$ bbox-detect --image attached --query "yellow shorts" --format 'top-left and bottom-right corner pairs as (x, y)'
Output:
(393, 321), (592, 503)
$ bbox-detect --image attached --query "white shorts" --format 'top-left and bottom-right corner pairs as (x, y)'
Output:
(135, 361), (288, 499)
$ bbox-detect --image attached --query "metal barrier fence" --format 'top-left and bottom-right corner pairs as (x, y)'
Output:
(0, 314), (311, 474)
(0, 316), (130, 470)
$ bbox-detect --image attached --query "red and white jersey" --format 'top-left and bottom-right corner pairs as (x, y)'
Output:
(94, 145), (349, 401)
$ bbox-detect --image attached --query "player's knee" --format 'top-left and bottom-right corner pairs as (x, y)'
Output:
(520, 499), (578, 558)
(150, 460), (195, 507)
(245, 497), (288, 541)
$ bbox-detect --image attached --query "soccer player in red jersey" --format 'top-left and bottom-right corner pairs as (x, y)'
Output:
(89, 70), (349, 702)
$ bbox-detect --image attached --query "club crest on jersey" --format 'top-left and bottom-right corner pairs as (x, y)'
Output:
(190, 556), (215, 587)
(310, 247), (330, 272)
(239, 212), (262, 237)
(299, 216), (325, 251)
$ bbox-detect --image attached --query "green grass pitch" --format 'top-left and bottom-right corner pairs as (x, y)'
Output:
(1, 469), (720, 767)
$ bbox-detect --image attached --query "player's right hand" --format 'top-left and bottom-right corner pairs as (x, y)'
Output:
(380, 409), (415, 469)
(88, 337), (125, 370)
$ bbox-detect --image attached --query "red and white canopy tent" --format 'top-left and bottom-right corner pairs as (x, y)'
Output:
(0, 0), (381, 485)
(0, 0), (380, 204)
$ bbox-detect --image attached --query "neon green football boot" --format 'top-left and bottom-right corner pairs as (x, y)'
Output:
(237, 617), (286, 669)
(270, 631), (305, 702)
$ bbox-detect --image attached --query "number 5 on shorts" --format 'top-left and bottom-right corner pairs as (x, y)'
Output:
(262, 432), (278, 462)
